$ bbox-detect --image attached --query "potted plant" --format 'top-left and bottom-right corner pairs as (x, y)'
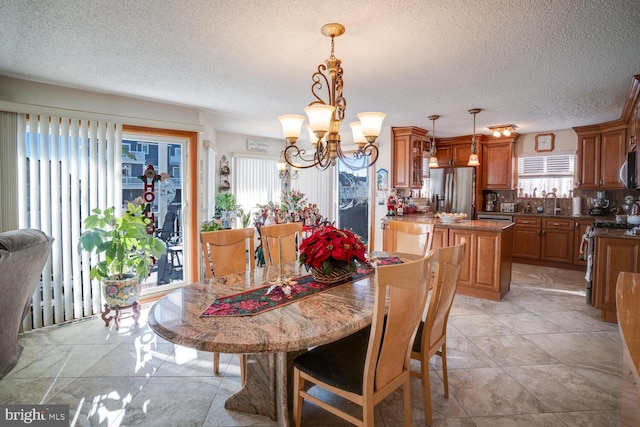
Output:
(79, 202), (166, 308)
(299, 225), (367, 283)
(215, 192), (238, 228)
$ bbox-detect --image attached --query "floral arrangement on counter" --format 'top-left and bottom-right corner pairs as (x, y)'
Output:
(299, 225), (367, 276)
(254, 189), (327, 226)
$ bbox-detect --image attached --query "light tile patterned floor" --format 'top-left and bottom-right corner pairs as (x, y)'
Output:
(0, 263), (622, 426)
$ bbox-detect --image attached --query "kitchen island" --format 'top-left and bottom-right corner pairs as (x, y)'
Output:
(382, 215), (514, 301)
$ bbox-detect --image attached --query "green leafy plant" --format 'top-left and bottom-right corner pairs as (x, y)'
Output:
(79, 202), (166, 282)
(201, 218), (222, 232)
(215, 192), (238, 216)
(237, 208), (251, 228)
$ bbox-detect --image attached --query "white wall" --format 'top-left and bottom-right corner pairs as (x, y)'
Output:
(514, 129), (578, 156)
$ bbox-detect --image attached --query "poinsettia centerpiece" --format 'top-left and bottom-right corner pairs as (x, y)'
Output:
(299, 225), (367, 278)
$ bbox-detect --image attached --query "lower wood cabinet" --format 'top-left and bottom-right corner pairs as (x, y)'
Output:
(381, 220), (512, 301)
(512, 215), (576, 266)
(449, 227), (513, 301)
(540, 218), (574, 263)
(593, 236), (640, 322)
(513, 217), (541, 259)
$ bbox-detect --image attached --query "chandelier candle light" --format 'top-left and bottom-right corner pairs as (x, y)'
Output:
(278, 23), (386, 170)
(467, 108), (481, 167)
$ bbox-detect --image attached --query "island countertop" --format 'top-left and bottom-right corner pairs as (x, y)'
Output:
(381, 215), (514, 232)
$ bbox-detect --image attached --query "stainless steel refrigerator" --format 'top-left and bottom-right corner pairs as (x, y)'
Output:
(428, 167), (475, 217)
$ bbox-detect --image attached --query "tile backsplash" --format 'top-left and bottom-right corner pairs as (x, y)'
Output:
(488, 189), (640, 215)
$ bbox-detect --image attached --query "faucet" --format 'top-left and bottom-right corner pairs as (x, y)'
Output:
(544, 193), (558, 215)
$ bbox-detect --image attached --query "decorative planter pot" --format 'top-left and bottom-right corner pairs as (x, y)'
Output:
(102, 274), (140, 308)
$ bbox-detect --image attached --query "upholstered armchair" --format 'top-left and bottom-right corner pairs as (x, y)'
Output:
(0, 229), (53, 378)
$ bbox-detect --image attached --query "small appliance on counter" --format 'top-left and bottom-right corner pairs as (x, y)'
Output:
(485, 192), (497, 212)
(499, 202), (517, 213)
(588, 190), (610, 215)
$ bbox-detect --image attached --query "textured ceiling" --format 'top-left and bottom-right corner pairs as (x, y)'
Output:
(1, 0), (639, 139)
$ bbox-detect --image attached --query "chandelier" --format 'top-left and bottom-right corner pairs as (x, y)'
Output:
(278, 23), (386, 171)
(467, 108), (481, 166)
(428, 115), (440, 168)
(489, 124), (515, 137)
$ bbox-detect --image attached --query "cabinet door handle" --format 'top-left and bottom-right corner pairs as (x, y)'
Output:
(552, 223), (561, 226)
(522, 221), (532, 224)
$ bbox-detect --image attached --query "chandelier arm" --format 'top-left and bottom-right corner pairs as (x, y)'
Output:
(310, 65), (331, 106)
(334, 144), (379, 171)
(283, 144), (321, 170)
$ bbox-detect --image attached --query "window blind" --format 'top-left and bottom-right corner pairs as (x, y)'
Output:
(16, 114), (122, 330)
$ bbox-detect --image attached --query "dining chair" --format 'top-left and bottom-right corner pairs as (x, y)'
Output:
(388, 220), (435, 256)
(410, 240), (466, 426)
(260, 222), (302, 265)
(200, 227), (255, 278)
(292, 252), (434, 427)
(200, 227), (255, 383)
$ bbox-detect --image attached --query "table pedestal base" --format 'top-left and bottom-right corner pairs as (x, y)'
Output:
(225, 350), (305, 427)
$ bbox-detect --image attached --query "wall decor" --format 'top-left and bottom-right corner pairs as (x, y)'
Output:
(535, 133), (555, 152)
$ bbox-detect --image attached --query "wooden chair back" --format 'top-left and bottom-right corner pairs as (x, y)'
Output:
(292, 252), (434, 426)
(411, 240), (466, 425)
(260, 222), (302, 265)
(388, 220), (435, 256)
(368, 252), (433, 392)
(200, 228), (255, 278)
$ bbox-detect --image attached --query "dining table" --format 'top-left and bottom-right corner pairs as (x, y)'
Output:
(148, 255), (415, 427)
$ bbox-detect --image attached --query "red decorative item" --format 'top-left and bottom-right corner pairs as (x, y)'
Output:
(299, 225), (367, 278)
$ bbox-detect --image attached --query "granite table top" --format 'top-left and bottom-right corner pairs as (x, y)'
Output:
(149, 261), (383, 354)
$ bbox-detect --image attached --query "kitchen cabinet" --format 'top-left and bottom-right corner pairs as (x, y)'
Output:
(512, 215), (575, 265)
(434, 141), (474, 167)
(381, 217), (513, 301)
(481, 137), (517, 190)
(593, 234), (640, 322)
(540, 217), (574, 263)
(574, 126), (626, 189)
(430, 227), (449, 251)
(449, 226), (513, 301)
(392, 126), (427, 189)
(512, 216), (541, 259)
(573, 218), (594, 265)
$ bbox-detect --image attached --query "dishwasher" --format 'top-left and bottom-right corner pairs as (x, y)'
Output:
(476, 213), (514, 222)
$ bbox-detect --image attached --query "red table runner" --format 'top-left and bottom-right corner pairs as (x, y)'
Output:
(201, 257), (402, 317)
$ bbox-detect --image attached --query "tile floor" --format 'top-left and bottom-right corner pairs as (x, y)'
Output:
(0, 263), (623, 426)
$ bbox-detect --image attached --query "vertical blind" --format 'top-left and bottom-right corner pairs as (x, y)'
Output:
(15, 114), (122, 330)
(232, 156), (333, 224)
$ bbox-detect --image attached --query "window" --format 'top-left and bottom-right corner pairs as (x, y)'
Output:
(517, 152), (575, 197)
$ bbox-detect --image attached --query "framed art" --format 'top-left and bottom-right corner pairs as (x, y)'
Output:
(535, 133), (555, 152)
(376, 168), (388, 191)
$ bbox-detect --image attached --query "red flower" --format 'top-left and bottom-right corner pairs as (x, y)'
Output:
(299, 225), (367, 275)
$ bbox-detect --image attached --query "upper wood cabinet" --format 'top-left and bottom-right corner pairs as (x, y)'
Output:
(481, 136), (518, 190)
(574, 125), (627, 189)
(392, 126), (427, 189)
(433, 139), (475, 167)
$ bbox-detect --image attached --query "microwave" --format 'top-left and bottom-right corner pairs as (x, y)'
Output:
(621, 151), (640, 189)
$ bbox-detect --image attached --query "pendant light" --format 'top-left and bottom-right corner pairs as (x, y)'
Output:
(428, 115), (439, 168)
(467, 108), (481, 166)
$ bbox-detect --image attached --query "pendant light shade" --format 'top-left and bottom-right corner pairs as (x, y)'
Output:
(467, 108), (481, 166)
(428, 114), (440, 168)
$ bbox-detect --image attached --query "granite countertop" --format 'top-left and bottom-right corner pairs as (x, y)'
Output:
(594, 228), (640, 240)
(381, 215), (513, 232)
